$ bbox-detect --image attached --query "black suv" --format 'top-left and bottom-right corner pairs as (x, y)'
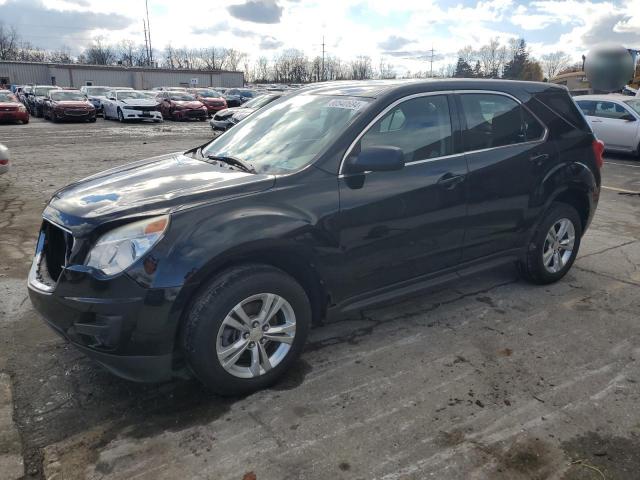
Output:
(28, 80), (602, 395)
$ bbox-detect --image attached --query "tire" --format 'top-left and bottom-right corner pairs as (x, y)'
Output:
(89, 117), (96, 123)
(22, 118), (29, 124)
(519, 202), (582, 285)
(182, 264), (311, 396)
(51, 111), (58, 123)
(117, 108), (124, 122)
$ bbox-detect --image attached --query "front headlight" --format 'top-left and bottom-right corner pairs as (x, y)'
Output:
(85, 215), (169, 276)
(18, 105), (26, 112)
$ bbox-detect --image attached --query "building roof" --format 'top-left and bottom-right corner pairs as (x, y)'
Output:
(0, 60), (242, 75)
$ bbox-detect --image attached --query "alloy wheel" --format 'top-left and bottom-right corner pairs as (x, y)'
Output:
(215, 293), (296, 379)
(542, 218), (575, 274)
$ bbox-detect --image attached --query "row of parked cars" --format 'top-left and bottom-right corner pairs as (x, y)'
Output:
(1, 84), (282, 127)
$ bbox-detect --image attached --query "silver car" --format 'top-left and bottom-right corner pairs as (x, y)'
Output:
(575, 94), (640, 156)
(0, 143), (10, 175)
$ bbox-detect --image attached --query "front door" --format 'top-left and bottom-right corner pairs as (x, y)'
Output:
(589, 100), (639, 151)
(336, 94), (468, 301)
(456, 92), (551, 261)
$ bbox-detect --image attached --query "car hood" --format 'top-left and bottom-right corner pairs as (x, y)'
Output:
(215, 107), (243, 118)
(120, 98), (157, 107)
(232, 108), (256, 120)
(44, 152), (275, 236)
(0, 101), (22, 107)
(174, 101), (203, 108)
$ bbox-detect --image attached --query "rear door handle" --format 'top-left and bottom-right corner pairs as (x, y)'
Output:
(437, 173), (465, 189)
(529, 153), (549, 164)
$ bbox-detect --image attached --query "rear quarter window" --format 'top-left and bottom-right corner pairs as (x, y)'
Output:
(534, 90), (590, 132)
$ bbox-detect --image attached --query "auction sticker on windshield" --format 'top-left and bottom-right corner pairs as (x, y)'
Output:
(327, 99), (368, 110)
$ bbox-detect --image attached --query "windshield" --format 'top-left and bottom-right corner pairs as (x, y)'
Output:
(624, 99), (640, 115)
(35, 86), (59, 96)
(51, 91), (85, 101)
(139, 91), (158, 98)
(170, 93), (196, 101)
(202, 94), (371, 174)
(85, 87), (110, 96)
(0, 92), (17, 102)
(196, 90), (222, 98)
(239, 90), (256, 97)
(117, 91), (147, 100)
(243, 95), (277, 109)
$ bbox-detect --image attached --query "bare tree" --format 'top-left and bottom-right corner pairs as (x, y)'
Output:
(477, 38), (505, 78)
(541, 51), (571, 80)
(83, 37), (115, 65)
(0, 22), (19, 60)
(378, 58), (396, 79)
(350, 56), (373, 80)
(225, 49), (247, 71)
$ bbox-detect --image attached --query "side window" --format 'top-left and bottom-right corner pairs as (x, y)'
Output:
(460, 93), (545, 151)
(575, 100), (596, 116)
(594, 101), (630, 120)
(360, 95), (452, 162)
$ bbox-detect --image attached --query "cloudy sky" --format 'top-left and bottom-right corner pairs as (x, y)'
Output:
(1, 0), (640, 74)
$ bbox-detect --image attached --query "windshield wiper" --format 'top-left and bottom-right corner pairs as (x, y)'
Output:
(204, 154), (256, 174)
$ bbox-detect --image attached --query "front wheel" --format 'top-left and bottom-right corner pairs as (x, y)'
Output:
(182, 264), (311, 396)
(519, 202), (582, 285)
(117, 108), (124, 122)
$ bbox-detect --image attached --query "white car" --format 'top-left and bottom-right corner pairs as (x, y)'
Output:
(102, 90), (162, 123)
(575, 94), (640, 156)
(0, 143), (10, 175)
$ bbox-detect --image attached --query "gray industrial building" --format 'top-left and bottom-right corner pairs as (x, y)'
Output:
(0, 61), (244, 89)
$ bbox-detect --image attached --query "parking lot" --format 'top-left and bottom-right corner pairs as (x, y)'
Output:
(1, 117), (640, 480)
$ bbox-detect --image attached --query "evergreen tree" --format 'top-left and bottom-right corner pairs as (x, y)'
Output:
(503, 39), (528, 79)
(473, 60), (482, 78)
(454, 57), (473, 78)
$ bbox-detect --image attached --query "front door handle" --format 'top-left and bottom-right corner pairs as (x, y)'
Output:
(437, 173), (465, 190)
(529, 153), (549, 165)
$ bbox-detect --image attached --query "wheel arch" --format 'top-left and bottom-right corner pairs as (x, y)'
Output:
(171, 242), (329, 357)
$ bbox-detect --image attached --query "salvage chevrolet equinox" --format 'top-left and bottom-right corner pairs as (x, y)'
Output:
(29, 80), (602, 395)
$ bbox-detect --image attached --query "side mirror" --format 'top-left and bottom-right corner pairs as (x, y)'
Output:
(344, 146), (405, 174)
(620, 113), (636, 121)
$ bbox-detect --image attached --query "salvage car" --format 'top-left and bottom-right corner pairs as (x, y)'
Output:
(43, 90), (96, 123)
(575, 94), (640, 157)
(28, 80), (602, 395)
(0, 90), (29, 124)
(80, 86), (112, 115)
(102, 90), (163, 123)
(26, 85), (61, 117)
(224, 88), (257, 107)
(0, 143), (9, 175)
(210, 93), (282, 131)
(157, 91), (207, 121)
(189, 88), (227, 116)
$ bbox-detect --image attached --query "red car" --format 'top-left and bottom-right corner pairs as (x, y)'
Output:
(0, 90), (29, 124)
(189, 88), (228, 116)
(43, 90), (96, 123)
(156, 91), (208, 121)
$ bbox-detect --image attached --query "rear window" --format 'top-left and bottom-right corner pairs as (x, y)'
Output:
(534, 90), (590, 132)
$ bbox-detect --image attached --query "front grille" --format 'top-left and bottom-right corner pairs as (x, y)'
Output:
(186, 110), (206, 118)
(129, 105), (157, 112)
(42, 221), (74, 282)
(65, 109), (89, 116)
(0, 106), (18, 112)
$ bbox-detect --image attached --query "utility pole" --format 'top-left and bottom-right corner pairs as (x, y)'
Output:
(145, 0), (153, 66)
(321, 36), (325, 82)
(143, 19), (150, 65)
(429, 45), (435, 77)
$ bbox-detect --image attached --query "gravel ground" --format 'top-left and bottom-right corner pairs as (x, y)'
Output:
(1, 117), (640, 480)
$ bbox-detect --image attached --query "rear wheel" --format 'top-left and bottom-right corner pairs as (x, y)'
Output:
(182, 264), (311, 396)
(519, 202), (582, 285)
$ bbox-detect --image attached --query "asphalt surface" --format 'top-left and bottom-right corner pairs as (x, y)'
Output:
(1, 117), (640, 480)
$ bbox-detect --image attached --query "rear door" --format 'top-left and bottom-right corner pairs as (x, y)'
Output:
(456, 91), (551, 261)
(337, 93), (468, 300)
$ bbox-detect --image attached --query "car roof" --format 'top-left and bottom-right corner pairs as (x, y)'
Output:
(297, 79), (565, 99)
(574, 94), (633, 102)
